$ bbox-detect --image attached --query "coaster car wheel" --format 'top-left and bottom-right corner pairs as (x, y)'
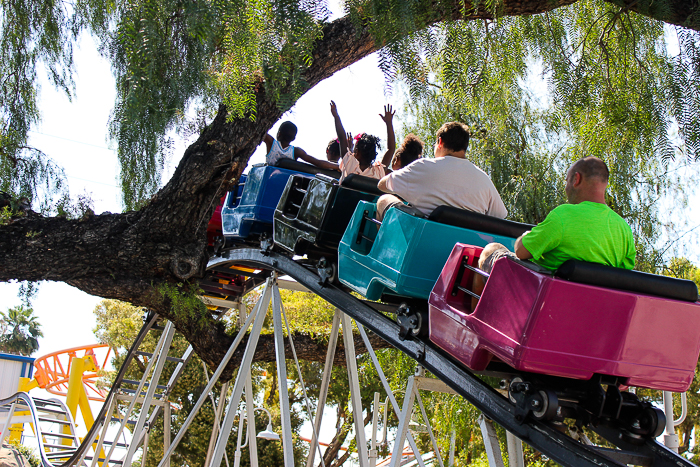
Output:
(626, 406), (666, 439)
(531, 389), (559, 421)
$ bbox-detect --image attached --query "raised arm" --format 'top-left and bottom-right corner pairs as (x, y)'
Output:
(379, 104), (396, 168)
(263, 134), (274, 154)
(294, 147), (340, 171)
(330, 101), (349, 156)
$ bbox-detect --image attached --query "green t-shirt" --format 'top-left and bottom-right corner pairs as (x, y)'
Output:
(520, 201), (635, 270)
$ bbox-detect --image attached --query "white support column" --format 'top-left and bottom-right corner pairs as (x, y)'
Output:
(663, 391), (680, 453)
(163, 403), (172, 467)
(505, 431), (524, 467)
(124, 321), (177, 467)
(478, 415), (505, 467)
(272, 283), (295, 467)
(203, 278), (274, 467)
(449, 429), (456, 467)
(245, 375), (259, 467)
(204, 382), (229, 467)
(354, 322), (424, 467)
(90, 394), (117, 467)
(369, 392), (380, 467)
(342, 313), (370, 467)
(390, 376), (417, 467)
(306, 309), (341, 467)
(142, 431), (150, 465)
(232, 400), (247, 467)
(415, 389), (444, 467)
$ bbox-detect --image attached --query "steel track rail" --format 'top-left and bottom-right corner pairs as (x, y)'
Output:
(211, 248), (695, 467)
(0, 392), (74, 467)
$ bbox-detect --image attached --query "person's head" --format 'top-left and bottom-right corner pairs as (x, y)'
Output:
(392, 134), (424, 170)
(353, 133), (381, 166)
(326, 139), (341, 162)
(434, 122), (470, 158)
(277, 121), (298, 145)
(565, 156), (609, 204)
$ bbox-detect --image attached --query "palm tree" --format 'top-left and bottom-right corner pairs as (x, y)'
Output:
(0, 306), (43, 356)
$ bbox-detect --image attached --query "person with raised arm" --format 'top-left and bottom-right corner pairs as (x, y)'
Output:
(330, 100), (395, 181)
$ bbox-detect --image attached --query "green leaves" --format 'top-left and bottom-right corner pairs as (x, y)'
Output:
(0, 305), (43, 356)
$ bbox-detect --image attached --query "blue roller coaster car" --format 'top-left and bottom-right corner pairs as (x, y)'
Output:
(337, 201), (533, 300)
(222, 160), (340, 243)
(273, 174), (383, 258)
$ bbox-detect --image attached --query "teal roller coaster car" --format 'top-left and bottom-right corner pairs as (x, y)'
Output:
(337, 201), (533, 300)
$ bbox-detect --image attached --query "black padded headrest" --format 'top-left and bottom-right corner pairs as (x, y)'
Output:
(340, 174), (384, 196)
(275, 159), (340, 179)
(555, 260), (699, 302)
(428, 205), (533, 239)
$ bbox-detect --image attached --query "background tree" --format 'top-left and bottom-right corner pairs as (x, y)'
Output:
(2, 0), (700, 430)
(0, 305), (43, 356)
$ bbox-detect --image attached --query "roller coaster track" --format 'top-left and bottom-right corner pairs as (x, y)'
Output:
(209, 247), (696, 467)
(1, 246), (695, 467)
(0, 313), (160, 467)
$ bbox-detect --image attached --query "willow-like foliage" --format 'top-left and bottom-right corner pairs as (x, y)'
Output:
(386, 0), (697, 271)
(106, 0), (328, 208)
(3, 0), (700, 211)
(0, 0), (77, 206)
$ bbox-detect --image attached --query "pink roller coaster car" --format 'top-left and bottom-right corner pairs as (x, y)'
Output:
(428, 243), (700, 437)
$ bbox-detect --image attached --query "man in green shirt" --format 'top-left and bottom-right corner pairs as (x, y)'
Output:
(472, 156), (635, 308)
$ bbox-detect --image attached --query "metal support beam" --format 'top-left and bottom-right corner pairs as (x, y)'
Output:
(163, 402), (171, 467)
(272, 281), (296, 467)
(390, 376), (419, 467)
(354, 322), (424, 467)
(370, 392), (380, 467)
(506, 431), (524, 467)
(342, 312), (370, 467)
(306, 310), (341, 467)
(209, 277), (274, 467)
(157, 279), (273, 467)
(108, 319), (173, 467)
(479, 415), (505, 467)
(125, 321), (176, 467)
(245, 375), (259, 467)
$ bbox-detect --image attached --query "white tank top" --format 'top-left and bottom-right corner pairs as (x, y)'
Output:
(266, 140), (295, 166)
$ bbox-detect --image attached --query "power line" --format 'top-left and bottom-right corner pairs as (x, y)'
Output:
(28, 130), (115, 152)
(65, 174), (119, 189)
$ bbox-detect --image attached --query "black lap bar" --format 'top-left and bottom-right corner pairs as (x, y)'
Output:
(275, 159), (340, 179)
(428, 205), (533, 239)
(340, 174), (384, 196)
(555, 260), (699, 302)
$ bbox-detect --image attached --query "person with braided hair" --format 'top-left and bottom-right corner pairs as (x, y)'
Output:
(330, 100), (396, 181)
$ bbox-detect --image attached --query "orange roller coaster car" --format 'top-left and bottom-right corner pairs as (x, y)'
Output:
(32, 344), (113, 402)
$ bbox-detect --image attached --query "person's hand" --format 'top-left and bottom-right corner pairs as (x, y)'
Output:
(330, 100), (339, 118)
(347, 132), (354, 151)
(379, 104), (395, 124)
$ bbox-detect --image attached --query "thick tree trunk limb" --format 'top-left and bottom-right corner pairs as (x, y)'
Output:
(2, 0), (698, 376)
